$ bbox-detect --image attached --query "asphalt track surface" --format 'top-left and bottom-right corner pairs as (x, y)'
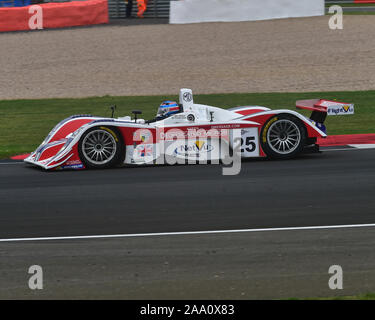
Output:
(0, 148), (374, 299)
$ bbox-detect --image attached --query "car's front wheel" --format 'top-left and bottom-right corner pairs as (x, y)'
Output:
(78, 126), (125, 169)
(260, 115), (306, 159)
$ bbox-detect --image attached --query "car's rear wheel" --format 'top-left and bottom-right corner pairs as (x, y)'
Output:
(260, 115), (306, 159)
(78, 126), (125, 169)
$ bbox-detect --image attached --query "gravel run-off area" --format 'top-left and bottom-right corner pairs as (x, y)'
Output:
(1, 15), (375, 99)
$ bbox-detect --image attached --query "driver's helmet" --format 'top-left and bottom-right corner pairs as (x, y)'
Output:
(157, 101), (180, 118)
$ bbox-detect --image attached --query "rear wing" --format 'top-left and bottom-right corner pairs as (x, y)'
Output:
(296, 99), (354, 116)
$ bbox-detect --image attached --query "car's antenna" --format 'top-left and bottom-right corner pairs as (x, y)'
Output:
(110, 105), (116, 118)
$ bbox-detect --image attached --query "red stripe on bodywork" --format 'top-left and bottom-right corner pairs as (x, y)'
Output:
(49, 118), (93, 143)
(236, 108), (268, 116)
(38, 141), (66, 161)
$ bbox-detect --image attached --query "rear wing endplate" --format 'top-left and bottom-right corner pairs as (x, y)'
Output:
(296, 99), (354, 116)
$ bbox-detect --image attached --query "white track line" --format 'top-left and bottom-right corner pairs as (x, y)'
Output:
(1, 223), (375, 243)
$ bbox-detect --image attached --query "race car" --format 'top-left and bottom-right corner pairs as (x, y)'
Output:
(24, 88), (354, 170)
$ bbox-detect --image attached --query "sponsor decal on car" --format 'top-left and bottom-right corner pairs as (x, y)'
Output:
(61, 164), (84, 169)
(327, 104), (354, 115)
(59, 159), (84, 169)
(135, 144), (153, 157)
(211, 124), (241, 129)
(174, 140), (214, 157)
(65, 159), (82, 165)
(141, 133), (149, 143)
(158, 128), (228, 141)
(133, 129), (153, 144)
(183, 92), (193, 102)
(171, 114), (187, 120)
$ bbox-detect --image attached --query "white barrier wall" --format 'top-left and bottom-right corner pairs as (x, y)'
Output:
(170, 0), (324, 24)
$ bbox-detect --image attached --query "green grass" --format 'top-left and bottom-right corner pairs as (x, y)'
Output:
(340, 12), (375, 15)
(0, 90), (374, 159)
(326, 3), (375, 14)
(289, 292), (375, 300)
(316, 292), (375, 300)
(326, 3), (375, 7)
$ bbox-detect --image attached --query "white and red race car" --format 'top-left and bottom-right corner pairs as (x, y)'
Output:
(24, 89), (354, 170)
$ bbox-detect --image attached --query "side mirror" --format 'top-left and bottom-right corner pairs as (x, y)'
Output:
(132, 110), (142, 122)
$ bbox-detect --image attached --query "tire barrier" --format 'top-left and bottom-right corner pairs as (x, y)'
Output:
(0, 0), (108, 32)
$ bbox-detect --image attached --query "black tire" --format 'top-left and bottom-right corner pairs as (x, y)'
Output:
(260, 114), (306, 160)
(78, 126), (125, 169)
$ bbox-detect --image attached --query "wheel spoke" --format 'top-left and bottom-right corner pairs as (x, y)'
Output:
(285, 139), (292, 149)
(102, 148), (111, 156)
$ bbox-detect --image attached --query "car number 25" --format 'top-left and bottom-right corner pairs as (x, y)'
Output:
(241, 128), (259, 157)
